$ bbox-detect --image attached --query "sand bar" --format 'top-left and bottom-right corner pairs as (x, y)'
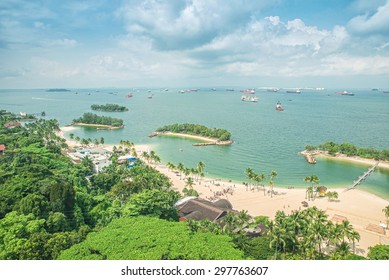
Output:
(301, 150), (389, 170)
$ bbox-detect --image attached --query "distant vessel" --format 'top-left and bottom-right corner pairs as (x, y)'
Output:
(383, 91), (389, 94)
(226, 88), (235, 91)
(275, 102), (284, 111)
(286, 89), (301, 93)
(125, 93), (133, 98)
(335, 91), (354, 96)
(241, 95), (258, 102)
(267, 88), (280, 92)
(241, 89), (255, 94)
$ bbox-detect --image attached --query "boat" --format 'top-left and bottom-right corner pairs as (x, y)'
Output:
(286, 89), (301, 93)
(383, 91), (389, 94)
(125, 93), (133, 98)
(241, 95), (258, 102)
(241, 89), (255, 94)
(335, 91), (354, 96)
(267, 88), (280, 92)
(275, 102), (284, 111)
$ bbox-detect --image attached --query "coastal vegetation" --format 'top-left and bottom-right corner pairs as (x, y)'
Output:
(156, 123), (231, 141)
(306, 142), (389, 161)
(1, 110), (388, 260)
(73, 112), (123, 127)
(91, 104), (128, 112)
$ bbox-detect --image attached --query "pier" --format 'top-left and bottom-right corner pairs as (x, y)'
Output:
(346, 162), (379, 191)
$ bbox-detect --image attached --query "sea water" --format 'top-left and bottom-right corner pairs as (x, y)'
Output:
(1, 88), (388, 198)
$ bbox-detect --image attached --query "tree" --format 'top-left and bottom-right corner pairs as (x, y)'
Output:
(58, 216), (246, 260)
(304, 175), (319, 201)
(383, 205), (389, 228)
(269, 170), (277, 198)
(123, 189), (180, 221)
(367, 245), (389, 260)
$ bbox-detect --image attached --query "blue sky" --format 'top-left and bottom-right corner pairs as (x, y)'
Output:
(1, 0), (389, 88)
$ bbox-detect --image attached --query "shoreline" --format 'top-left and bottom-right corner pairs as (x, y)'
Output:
(149, 131), (233, 146)
(71, 122), (124, 130)
(59, 127), (389, 255)
(301, 150), (389, 170)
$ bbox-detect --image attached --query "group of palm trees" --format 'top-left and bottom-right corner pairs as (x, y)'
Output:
(141, 150), (161, 165)
(244, 168), (278, 197)
(304, 174), (338, 201)
(69, 133), (105, 147)
(187, 209), (252, 235)
(165, 161), (206, 197)
(267, 207), (361, 259)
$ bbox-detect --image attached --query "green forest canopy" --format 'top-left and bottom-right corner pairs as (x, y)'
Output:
(58, 216), (245, 260)
(91, 104), (128, 112)
(156, 123), (231, 141)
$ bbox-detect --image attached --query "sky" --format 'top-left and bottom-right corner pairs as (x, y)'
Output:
(1, 0), (389, 89)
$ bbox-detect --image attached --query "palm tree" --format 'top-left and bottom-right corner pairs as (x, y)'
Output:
(245, 168), (254, 189)
(222, 212), (239, 234)
(383, 205), (389, 228)
(69, 133), (74, 140)
(177, 162), (185, 180)
(100, 137), (104, 145)
(236, 210), (251, 231)
(141, 151), (150, 163)
(304, 175), (319, 201)
(197, 161), (206, 182)
(348, 230), (360, 254)
(185, 177), (195, 189)
(269, 170), (277, 198)
(166, 162), (175, 171)
(339, 220), (354, 243)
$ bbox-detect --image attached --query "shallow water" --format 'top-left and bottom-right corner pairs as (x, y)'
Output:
(1, 87), (388, 198)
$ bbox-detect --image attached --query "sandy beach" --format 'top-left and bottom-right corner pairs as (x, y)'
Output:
(59, 127), (389, 256)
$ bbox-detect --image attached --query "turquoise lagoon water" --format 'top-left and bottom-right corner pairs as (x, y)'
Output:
(1, 88), (388, 198)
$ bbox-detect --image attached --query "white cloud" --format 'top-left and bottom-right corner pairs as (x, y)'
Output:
(348, 0), (389, 35)
(42, 38), (78, 48)
(117, 0), (275, 50)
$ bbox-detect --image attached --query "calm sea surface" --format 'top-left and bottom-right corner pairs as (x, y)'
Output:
(1, 88), (389, 199)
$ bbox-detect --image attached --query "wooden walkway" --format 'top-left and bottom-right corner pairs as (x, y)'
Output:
(346, 162), (379, 191)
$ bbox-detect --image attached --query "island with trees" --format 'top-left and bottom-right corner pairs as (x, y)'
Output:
(301, 141), (389, 167)
(150, 123), (233, 146)
(72, 112), (124, 129)
(91, 103), (128, 112)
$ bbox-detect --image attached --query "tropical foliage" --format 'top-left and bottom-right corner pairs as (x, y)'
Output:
(156, 123), (231, 141)
(58, 216), (245, 260)
(91, 104), (128, 112)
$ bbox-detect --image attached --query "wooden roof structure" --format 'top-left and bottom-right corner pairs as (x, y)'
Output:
(176, 198), (234, 222)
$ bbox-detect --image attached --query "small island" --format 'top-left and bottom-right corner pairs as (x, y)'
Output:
(72, 112), (124, 129)
(150, 123), (233, 146)
(46, 88), (71, 92)
(91, 103), (128, 112)
(301, 141), (389, 168)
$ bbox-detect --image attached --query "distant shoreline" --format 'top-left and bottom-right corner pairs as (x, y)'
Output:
(301, 150), (389, 170)
(149, 131), (233, 146)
